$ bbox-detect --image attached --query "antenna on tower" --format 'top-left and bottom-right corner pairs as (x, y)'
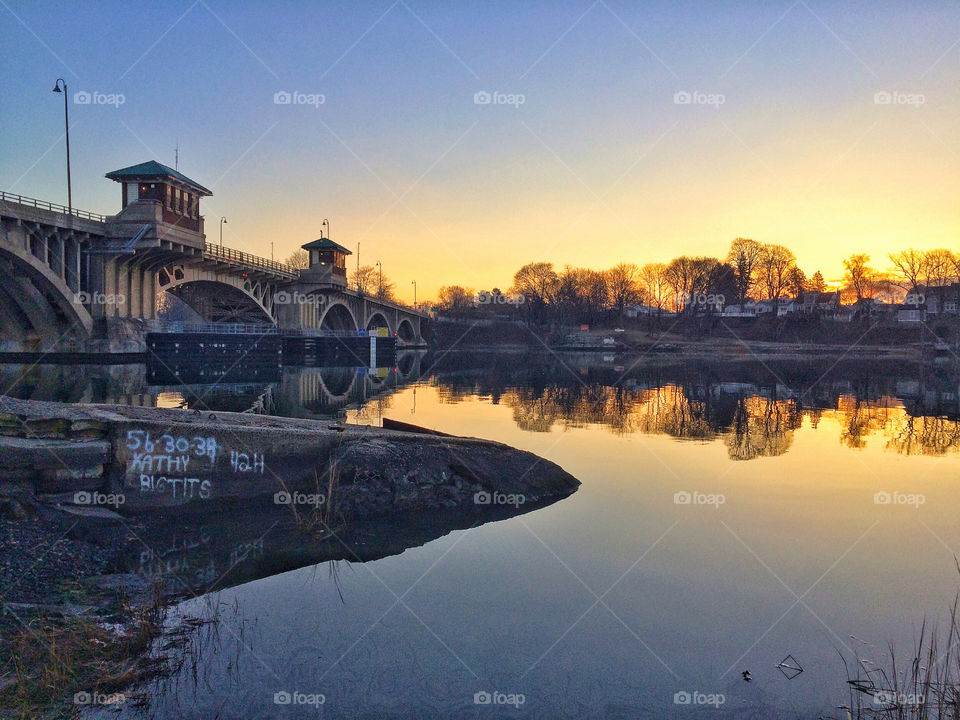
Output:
(174, 139), (179, 170)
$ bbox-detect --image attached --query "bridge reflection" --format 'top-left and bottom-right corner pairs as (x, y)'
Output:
(0, 350), (426, 420)
(4, 354), (960, 457)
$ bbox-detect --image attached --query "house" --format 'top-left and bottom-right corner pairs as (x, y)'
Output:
(905, 284), (960, 316)
(832, 306), (856, 322)
(722, 302), (759, 318)
(625, 304), (671, 318)
(800, 291), (840, 315)
(896, 305), (922, 323)
(777, 299), (798, 317)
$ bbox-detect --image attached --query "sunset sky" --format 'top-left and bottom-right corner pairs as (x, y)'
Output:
(2, 1), (958, 303)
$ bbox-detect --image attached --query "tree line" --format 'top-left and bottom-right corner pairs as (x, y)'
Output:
(435, 240), (960, 325)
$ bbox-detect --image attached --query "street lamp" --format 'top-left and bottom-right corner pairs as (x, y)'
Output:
(219, 216), (227, 246)
(411, 279), (417, 307)
(321, 218), (329, 239)
(376, 261), (382, 297)
(51, 78), (72, 216)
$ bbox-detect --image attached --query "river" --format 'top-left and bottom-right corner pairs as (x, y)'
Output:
(5, 351), (959, 719)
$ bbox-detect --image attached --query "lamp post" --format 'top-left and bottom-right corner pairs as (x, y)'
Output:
(51, 79), (72, 216)
(321, 218), (329, 239)
(411, 279), (417, 308)
(219, 216), (227, 247)
(376, 261), (382, 297)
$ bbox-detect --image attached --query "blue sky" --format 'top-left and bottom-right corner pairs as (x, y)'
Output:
(2, 1), (958, 301)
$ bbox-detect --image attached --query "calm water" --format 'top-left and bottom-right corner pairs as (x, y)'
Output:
(7, 353), (960, 719)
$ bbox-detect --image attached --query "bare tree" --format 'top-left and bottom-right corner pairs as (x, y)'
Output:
(888, 249), (926, 292)
(437, 285), (475, 312)
(351, 265), (378, 294)
(842, 253), (876, 301)
(639, 262), (670, 316)
(726, 237), (763, 308)
(511, 262), (559, 324)
(284, 249), (309, 269)
(758, 244), (796, 303)
(605, 263), (642, 318)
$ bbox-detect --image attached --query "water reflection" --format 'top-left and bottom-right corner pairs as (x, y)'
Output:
(3, 353), (960, 458)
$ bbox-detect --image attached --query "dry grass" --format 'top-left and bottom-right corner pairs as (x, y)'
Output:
(0, 582), (167, 719)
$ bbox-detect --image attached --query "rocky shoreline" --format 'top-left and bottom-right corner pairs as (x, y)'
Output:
(0, 397), (580, 717)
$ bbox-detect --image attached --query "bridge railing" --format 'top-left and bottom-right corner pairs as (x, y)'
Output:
(0, 190), (107, 222)
(204, 243), (299, 278)
(162, 322), (281, 335)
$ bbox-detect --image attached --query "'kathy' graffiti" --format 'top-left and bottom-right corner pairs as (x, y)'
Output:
(122, 429), (270, 502)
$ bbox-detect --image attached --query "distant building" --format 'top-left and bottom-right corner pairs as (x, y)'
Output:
(799, 291), (840, 315)
(624, 304), (672, 318)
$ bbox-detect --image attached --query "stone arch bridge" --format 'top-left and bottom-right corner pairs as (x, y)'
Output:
(0, 191), (425, 353)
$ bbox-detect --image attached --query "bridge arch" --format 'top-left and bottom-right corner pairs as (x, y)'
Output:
(158, 270), (276, 324)
(319, 302), (357, 332)
(365, 311), (391, 333)
(396, 318), (416, 343)
(0, 241), (93, 342)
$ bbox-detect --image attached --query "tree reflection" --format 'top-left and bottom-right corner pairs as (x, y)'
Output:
(430, 363), (960, 460)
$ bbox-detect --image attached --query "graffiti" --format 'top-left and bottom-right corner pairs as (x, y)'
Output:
(122, 429), (270, 502)
(126, 431), (219, 464)
(138, 474), (212, 500)
(230, 450), (266, 474)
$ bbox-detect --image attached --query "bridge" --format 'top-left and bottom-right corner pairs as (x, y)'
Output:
(0, 161), (427, 353)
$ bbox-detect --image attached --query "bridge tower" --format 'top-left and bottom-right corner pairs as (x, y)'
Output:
(101, 161), (212, 322)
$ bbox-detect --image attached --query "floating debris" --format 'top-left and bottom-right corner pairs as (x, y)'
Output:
(776, 654), (803, 679)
